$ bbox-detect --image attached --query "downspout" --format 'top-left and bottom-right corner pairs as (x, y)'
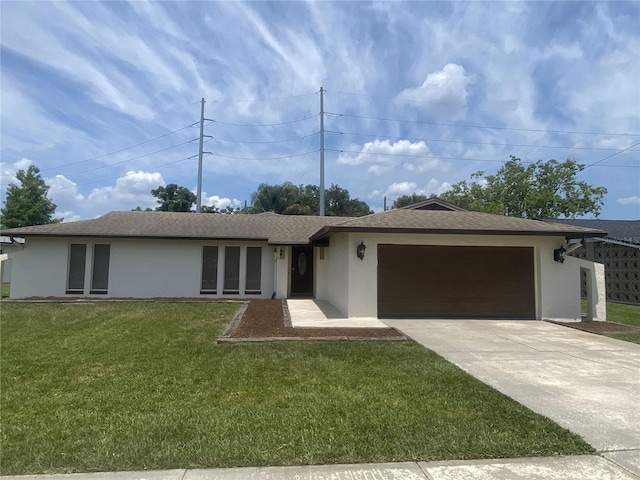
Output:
(272, 247), (278, 299)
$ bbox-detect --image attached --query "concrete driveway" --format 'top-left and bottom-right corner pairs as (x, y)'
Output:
(384, 319), (640, 454)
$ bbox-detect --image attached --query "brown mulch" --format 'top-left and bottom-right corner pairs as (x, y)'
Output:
(223, 299), (406, 341)
(546, 319), (640, 335)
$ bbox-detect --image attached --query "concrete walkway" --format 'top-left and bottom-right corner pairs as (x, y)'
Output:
(4, 455), (640, 479)
(385, 319), (640, 453)
(287, 299), (388, 328)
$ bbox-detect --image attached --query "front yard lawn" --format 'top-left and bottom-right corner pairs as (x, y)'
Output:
(1, 302), (593, 475)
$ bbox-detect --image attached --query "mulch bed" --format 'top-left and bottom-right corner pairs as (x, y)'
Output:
(220, 299), (406, 342)
(546, 319), (640, 335)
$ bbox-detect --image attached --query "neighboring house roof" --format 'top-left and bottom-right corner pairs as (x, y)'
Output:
(542, 219), (640, 247)
(399, 197), (466, 211)
(310, 209), (607, 241)
(1, 210), (607, 245)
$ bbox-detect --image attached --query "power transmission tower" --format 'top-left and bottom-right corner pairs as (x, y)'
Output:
(319, 87), (325, 216)
(196, 98), (213, 213)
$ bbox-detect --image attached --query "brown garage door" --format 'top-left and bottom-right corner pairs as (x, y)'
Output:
(378, 245), (535, 319)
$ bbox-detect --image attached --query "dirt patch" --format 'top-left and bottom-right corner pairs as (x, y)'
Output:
(222, 299), (406, 342)
(546, 319), (640, 335)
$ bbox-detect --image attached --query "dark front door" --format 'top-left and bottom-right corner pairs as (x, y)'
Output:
(290, 246), (314, 297)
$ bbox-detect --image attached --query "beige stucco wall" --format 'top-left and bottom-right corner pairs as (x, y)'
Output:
(319, 232), (602, 321)
(10, 237), (275, 299)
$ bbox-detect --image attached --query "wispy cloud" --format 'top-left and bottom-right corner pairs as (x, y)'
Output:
(1, 1), (638, 221)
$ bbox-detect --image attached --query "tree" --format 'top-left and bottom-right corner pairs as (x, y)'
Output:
(391, 193), (428, 209)
(439, 156), (607, 218)
(250, 182), (309, 214)
(151, 184), (196, 212)
(249, 182), (373, 216)
(1, 165), (59, 229)
(325, 184), (373, 217)
(201, 205), (243, 214)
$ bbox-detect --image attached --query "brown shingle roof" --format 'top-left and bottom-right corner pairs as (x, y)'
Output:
(0, 211), (351, 245)
(310, 209), (607, 240)
(1, 209), (607, 244)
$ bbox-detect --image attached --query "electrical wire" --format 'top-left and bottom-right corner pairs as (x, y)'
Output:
(211, 132), (319, 145)
(583, 141), (640, 169)
(326, 148), (638, 167)
(325, 89), (640, 122)
(39, 125), (194, 173)
(326, 131), (638, 152)
(63, 141), (194, 176)
(328, 112), (640, 137)
(211, 114), (318, 127)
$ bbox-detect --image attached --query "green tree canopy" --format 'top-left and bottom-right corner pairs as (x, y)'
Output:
(440, 156), (607, 218)
(249, 182), (372, 217)
(391, 193), (429, 209)
(151, 184), (196, 212)
(1, 165), (59, 229)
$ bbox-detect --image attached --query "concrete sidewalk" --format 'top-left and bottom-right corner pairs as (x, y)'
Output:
(4, 454), (640, 479)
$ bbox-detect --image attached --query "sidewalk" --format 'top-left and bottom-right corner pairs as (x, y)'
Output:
(4, 453), (640, 480)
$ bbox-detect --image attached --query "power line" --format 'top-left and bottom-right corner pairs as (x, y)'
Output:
(328, 112), (640, 137)
(326, 148), (638, 167)
(48, 154), (199, 192)
(327, 130), (637, 152)
(584, 141), (640, 169)
(326, 89), (640, 122)
(212, 150), (320, 161)
(40, 125), (194, 173)
(207, 92), (317, 105)
(211, 114), (318, 128)
(64, 141), (193, 176)
(211, 132), (319, 145)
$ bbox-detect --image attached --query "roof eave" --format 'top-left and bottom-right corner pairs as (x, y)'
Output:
(310, 226), (608, 241)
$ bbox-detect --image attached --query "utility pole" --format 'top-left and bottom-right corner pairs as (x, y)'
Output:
(319, 87), (325, 216)
(195, 98), (213, 213)
(196, 98), (206, 213)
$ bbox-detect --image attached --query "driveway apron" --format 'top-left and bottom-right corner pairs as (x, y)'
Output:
(384, 319), (640, 453)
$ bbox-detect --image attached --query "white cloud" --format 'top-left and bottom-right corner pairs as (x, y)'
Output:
(203, 194), (243, 210)
(617, 196), (640, 205)
(0, 158), (33, 188)
(397, 63), (475, 117)
(87, 171), (164, 208)
(384, 181), (418, 197)
(337, 140), (437, 171)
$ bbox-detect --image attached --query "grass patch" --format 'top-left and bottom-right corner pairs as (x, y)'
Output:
(1, 302), (593, 475)
(607, 302), (640, 327)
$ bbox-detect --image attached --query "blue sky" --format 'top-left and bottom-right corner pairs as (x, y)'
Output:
(1, 1), (639, 221)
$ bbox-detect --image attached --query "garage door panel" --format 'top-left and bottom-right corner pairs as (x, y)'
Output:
(378, 245), (535, 319)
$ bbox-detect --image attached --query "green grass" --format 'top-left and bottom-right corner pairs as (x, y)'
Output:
(607, 302), (640, 327)
(606, 302), (640, 344)
(1, 302), (593, 475)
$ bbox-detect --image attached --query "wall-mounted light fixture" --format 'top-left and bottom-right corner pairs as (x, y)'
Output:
(554, 239), (586, 264)
(356, 241), (366, 261)
(553, 245), (566, 263)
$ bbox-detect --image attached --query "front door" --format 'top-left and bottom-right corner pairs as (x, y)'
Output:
(290, 246), (314, 297)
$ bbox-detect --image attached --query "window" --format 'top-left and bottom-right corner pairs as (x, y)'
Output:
(67, 244), (86, 294)
(201, 246), (218, 294)
(223, 246), (240, 294)
(90, 244), (110, 294)
(245, 247), (262, 294)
